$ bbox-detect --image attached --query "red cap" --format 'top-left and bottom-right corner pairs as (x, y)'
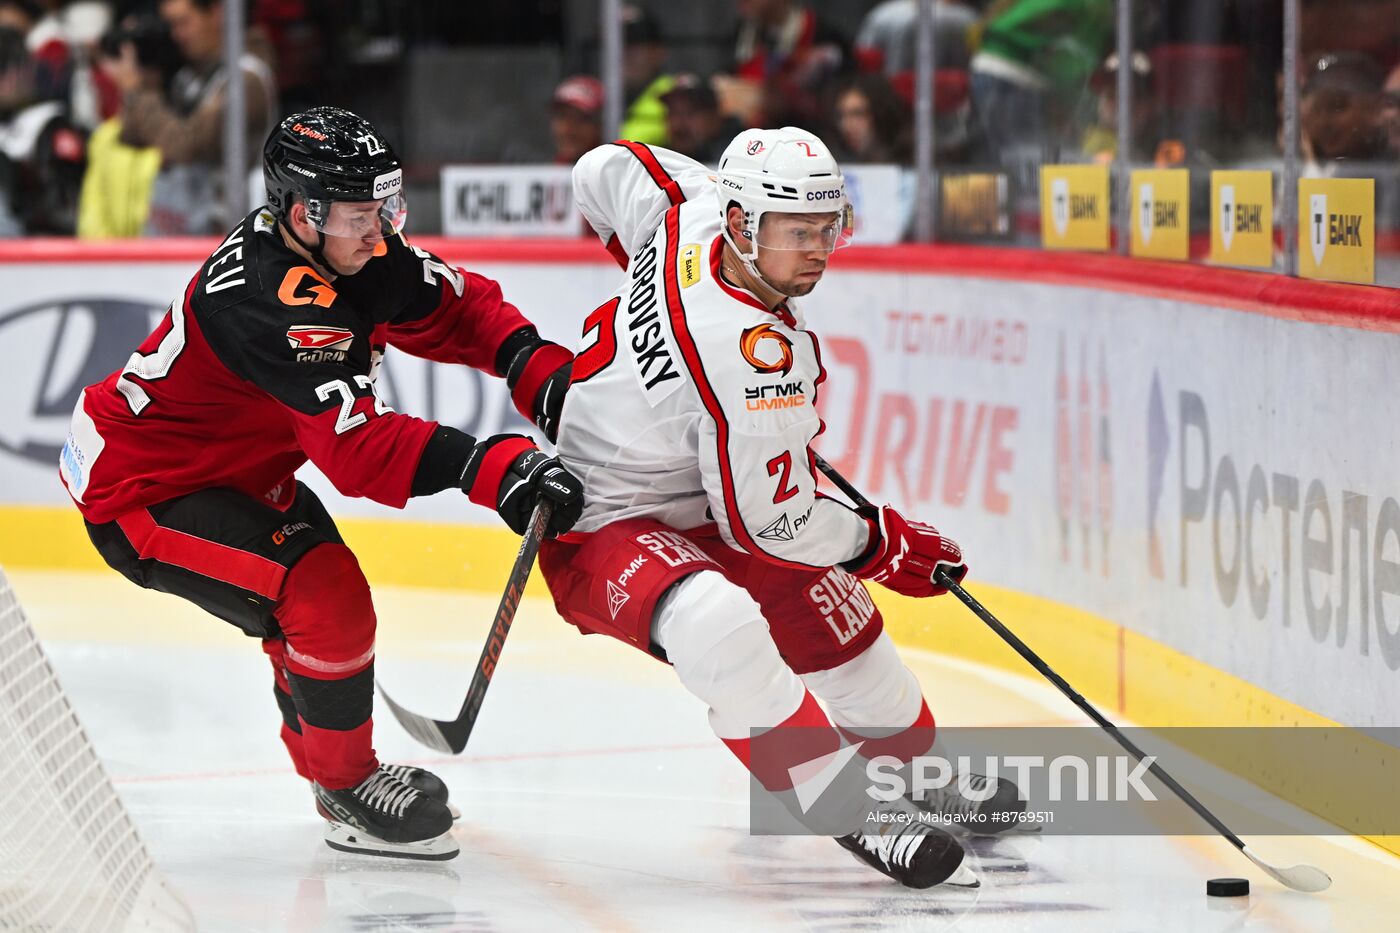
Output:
(890, 69), (970, 113)
(552, 75), (604, 116)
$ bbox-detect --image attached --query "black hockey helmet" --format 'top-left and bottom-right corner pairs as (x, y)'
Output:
(262, 106), (406, 241)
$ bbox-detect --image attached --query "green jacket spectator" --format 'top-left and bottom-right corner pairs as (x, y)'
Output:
(976, 0), (1113, 98)
(620, 4), (672, 146)
(621, 72), (674, 146)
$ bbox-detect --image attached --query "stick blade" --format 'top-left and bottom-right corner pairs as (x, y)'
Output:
(376, 680), (466, 754)
(1242, 846), (1332, 892)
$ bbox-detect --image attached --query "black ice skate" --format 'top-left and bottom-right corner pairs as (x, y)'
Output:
(381, 763), (460, 820)
(836, 810), (978, 889)
(907, 772), (1027, 835)
(314, 766), (457, 860)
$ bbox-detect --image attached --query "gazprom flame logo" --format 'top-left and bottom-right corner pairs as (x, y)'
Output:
(739, 323), (794, 376)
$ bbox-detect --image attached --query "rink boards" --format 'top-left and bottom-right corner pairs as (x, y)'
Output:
(0, 238), (1396, 853)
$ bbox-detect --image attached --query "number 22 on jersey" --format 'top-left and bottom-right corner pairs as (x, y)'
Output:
(115, 301), (185, 416)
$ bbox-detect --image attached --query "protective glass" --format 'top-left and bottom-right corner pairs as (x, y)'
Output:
(309, 194), (408, 241)
(755, 205), (855, 252)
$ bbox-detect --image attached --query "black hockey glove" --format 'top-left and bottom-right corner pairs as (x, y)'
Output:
(459, 434), (583, 536)
(506, 340), (573, 444)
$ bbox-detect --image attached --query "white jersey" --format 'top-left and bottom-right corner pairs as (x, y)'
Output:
(559, 142), (869, 570)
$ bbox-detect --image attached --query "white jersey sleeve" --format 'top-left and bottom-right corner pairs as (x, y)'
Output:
(573, 142), (715, 262)
(677, 314), (871, 570)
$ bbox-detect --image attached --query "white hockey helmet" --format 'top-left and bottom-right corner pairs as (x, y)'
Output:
(715, 127), (854, 276)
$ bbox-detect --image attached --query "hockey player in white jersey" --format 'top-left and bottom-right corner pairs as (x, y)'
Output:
(539, 130), (1019, 889)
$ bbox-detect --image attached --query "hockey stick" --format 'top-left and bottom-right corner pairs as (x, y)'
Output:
(377, 499), (554, 754)
(813, 454), (1331, 893)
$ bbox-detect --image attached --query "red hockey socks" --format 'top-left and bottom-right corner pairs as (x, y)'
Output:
(273, 544), (379, 790)
(721, 690), (842, 792)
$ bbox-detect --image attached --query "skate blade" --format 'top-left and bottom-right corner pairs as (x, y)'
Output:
(943, 862), (980, 887)
(323, 821), (459, 861)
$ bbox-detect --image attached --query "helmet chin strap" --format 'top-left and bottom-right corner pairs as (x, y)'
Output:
(281, 219), (348, 279)
(720, 221), (785, 298)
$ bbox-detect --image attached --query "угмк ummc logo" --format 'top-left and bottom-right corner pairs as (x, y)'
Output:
(0, 298), (164, 467)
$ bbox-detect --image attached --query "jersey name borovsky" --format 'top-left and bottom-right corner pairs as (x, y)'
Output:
(624, 229), (683, 402)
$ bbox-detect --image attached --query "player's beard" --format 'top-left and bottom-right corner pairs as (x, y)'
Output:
(774, 266), (825, 297)
(777, 279), (819, 297)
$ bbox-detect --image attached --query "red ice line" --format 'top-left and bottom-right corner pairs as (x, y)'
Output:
(111, 740), (716, 785)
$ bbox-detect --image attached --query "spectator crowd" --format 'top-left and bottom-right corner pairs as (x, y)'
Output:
(1, 0), (284, 237)
(1, 0), (1396, 240)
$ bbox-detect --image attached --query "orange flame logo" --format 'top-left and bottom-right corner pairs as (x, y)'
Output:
(740, 323), (794, 376)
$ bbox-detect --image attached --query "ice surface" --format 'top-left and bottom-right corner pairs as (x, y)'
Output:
(12, 569), (1393, 932)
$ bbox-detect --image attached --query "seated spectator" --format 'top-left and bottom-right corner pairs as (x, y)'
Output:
(619, 3), (672, 146)
(0, 25), (85, 235)
(1300, 52), (1387, 168)
(551, 74), (603, 165)
(830, 74), (911, 163)
(24, 0), (114, 128)
(1380, 64), (1400, 242)
(1080, 51), (1163, 164)
(659, 73), (739, 165)
(0, 0), (38, 35)
(251, 0), (337, 115)
(1383, 64), (1400, 158)
(731, 0), (849, 127)
(969, 0), (1114, 165)
(888, 67), (972, 163)
(79, 12), (179, 238)
(119, 0), (276, 235)
(1300, 0), (1400, 84)
(854, 0), (976, 76)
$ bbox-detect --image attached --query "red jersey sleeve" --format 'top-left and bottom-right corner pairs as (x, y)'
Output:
(370, 237), (534, 374)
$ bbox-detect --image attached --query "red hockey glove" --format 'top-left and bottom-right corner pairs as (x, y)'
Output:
(506, 340), (574, 444)
(845, 505), (967, 598)
(459, 434), (583, 536)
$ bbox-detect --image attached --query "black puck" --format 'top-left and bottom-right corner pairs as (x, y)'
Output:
(1207, 877), (1249, 897)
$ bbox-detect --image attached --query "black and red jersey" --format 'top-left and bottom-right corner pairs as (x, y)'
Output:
(60, 208), (535, 523)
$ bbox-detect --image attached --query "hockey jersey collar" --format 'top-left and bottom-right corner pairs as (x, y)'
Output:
(707, 234), (798, 329)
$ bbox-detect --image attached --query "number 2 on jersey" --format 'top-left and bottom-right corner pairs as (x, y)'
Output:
(115, 301), (185, 416)
(767, 451), (799, 504)
(316, 376), (393, 435)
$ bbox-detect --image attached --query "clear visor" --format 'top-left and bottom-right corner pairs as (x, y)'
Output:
(309, 195), (408, 241)
(754, 205), (854, 252)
